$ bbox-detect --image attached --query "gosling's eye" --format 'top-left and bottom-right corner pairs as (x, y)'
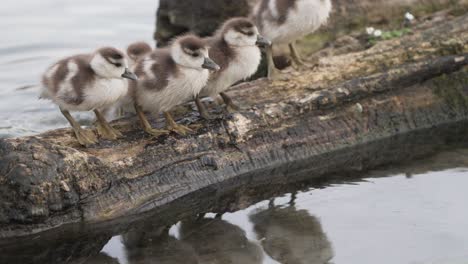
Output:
(114, 63), (122, 67)
(191, 53), (199, 58)
(245, 31), (254, 36)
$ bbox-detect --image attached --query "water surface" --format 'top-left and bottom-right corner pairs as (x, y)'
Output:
(2, 2), (468, 264)
(2, 149), (468, 264)
(0, 0), (157, 138)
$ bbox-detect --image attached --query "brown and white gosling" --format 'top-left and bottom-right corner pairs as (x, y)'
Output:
(252, 0), (332, 78)
(41, 47), (137, 146)
(195, 17), (270, 120)
(101, 41), (154, 120)
(126, 41), (153, 67)
(132, 35), (220, 136)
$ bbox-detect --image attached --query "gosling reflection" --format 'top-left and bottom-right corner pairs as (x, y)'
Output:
(83, 253), (120, 264)
(250, 194), (334, 264)
(122, 224), (199, 264)
(180, 216), (263, 264)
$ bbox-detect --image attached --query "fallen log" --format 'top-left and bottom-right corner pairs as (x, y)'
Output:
(0, 13), (467, 238)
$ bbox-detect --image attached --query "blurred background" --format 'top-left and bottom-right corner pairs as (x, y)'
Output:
(0, 0), (157, 138)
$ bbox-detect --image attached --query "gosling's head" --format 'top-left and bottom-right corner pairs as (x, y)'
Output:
(220, 17), (271, 47)
(170, 35), (220, 71)
(90, 47), (138, 80)
(126, 41), (152, 65)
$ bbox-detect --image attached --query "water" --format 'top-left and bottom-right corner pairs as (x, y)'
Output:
(1, 149), (468, 264)
(0, 0), (158, 138)
(2, 2), (468, 264)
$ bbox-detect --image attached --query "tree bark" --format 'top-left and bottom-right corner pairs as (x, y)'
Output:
(154, 0), (468, 46)
(155, 0), (251, 46)
(1, 13), (467, 238)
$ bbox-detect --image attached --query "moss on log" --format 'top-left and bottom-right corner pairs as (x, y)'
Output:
(0, 13), (467, 238)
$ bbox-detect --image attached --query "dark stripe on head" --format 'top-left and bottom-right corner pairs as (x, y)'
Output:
(127, 42), (152, 60)
(97, 47), (125, 65)
(219, 17), (256, 36)
(173, 34), (207, 54)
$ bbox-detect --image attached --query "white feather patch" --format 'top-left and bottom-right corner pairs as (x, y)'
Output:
(137, 67), (210, 114)
(201, 45), (261, 97)
(260, 0), (332, 44)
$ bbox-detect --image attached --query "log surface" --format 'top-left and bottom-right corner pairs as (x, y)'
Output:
(1, 13), (468, 237)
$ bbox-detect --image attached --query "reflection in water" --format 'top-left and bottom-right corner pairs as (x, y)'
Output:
(250, 195), (334, 264)
(84, 253), (119, 264)
(0, 230), (112, 264)
(122, 223), (198, 264)
(1, 149), (468, 264)
(180, 217), (263, 264)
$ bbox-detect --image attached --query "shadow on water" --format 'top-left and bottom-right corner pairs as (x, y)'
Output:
(250, 198), (334, 264)
(122, 224), (198, 264)
(179, 217), (263, 264)
(1, 148), (468, 264)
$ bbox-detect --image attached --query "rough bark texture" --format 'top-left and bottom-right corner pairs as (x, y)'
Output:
(0, 12), (467, 238)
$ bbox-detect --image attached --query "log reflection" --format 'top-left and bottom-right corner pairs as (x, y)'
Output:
(83, 253), (119, 264)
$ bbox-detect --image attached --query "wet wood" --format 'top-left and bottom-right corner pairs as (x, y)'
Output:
(0, 13), (467, 237)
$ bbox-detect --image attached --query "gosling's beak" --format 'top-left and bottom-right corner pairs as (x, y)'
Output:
(202, 57), (220, 71)
(256, 35), (271, 47)
(121, 68), (138, 81)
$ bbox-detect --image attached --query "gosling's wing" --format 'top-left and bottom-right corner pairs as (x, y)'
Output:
(253, 0), (295, 26)
(204, 37), (232, 79)
(41, 54), (95, 106)
(134, 49), (174, 92)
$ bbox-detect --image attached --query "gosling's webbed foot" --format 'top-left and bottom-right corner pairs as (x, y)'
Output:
(266, 44), (283, 81)
(96, 122), (123, 140)
(267, 67), (283, 81)
(291, 59), (312, 69)
(144, 127), (170, 137)
(133, 103), (167, 137)
(168, 123), (193, 136)
(195, 95), (217, 120)
(200, 111), (217, 120)
(289, 41), (309, 69)
(220, 92), (242, 114)
(164, 111), (194, 136)
(74, 128), (98, 147)
(188, 123), (203, 130)
(60, 108), (98, 147)
(225, 102), (241, 113)
(94, 109), (123, 140)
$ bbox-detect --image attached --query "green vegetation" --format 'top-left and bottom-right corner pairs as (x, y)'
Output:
(299, 1), (468, 56)
(368, 28), (413, 45)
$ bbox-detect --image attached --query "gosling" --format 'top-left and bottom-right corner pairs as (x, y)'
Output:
(101, 41), (153, 120)
(41, 47), (137, 146)
(196, 17), (270, 120)
(126, 41), (153, 67)
(132, 35), (220, 136)
(252, 0), (332, 78)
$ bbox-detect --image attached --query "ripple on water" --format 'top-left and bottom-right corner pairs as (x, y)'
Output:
(1, 149), (468, 264)
(0, 0), (156, 138)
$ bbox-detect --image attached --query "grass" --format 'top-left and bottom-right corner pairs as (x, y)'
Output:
(298, 0), (468, 56)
